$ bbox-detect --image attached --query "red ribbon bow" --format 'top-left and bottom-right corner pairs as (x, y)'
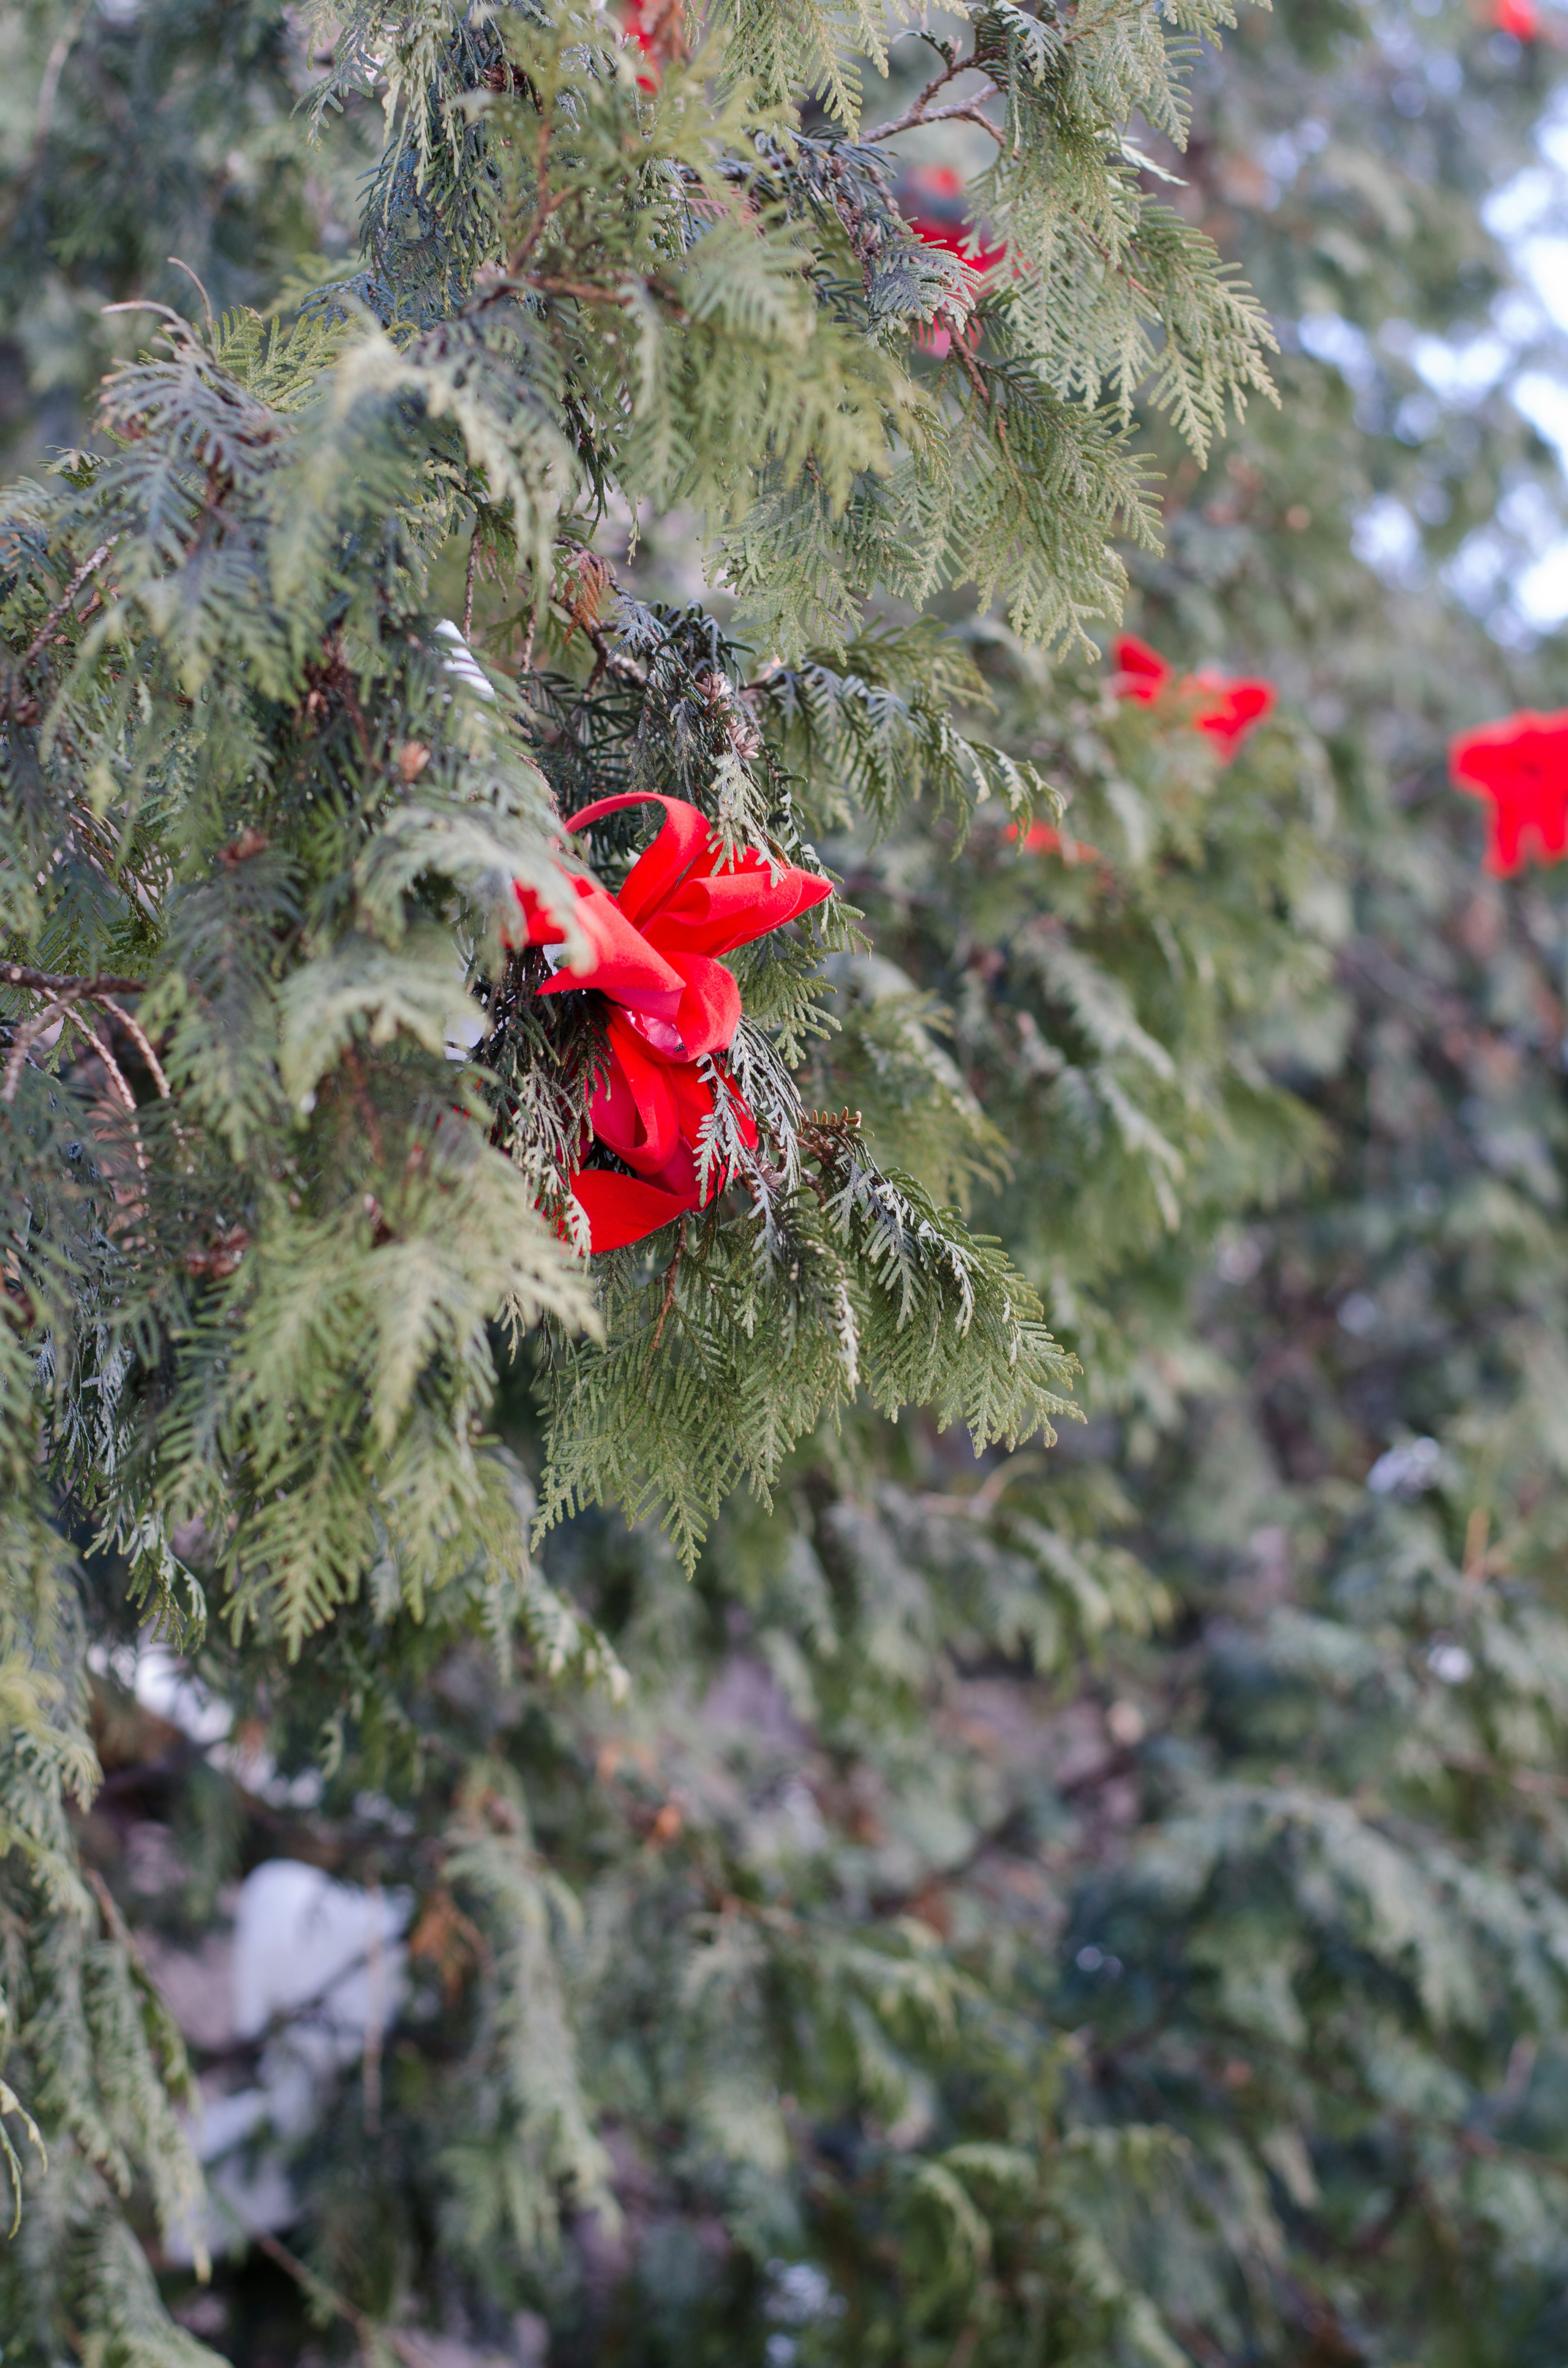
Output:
(1112, 634), (1275, 761)
(514, 794), (832, 1251)
(1005, 821), (1102, 863)
(898, 164), (1006, 358)
(1493, 0), (1540, 40)
(1450, 710), (1568, 876)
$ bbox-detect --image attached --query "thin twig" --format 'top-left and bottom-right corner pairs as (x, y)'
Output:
(463, 526), (479, 641)
(866, 92), (1004, 146)
(244, 2223), (446, 2368)
(649, 1226), (685, 1354)
(99, 997), (172, 1098)
(915, 1449), (1045, 1521)
(954, 336), (993, 409)
(341, 1044), (385, 1163)
(1442, 1750), (1568, 1800)
(863, 49), (968, 142)
(502, 108), (565, 279)
(101, 297), (192, 331)
(1, 1000), (67, 1103)
(16, 539), (118, 674)
(530, 270), (655, 306)
(551, 599), (644, 689)
(61, 1006), (146, 1166)
(167, 255), (216, 340)
(31, 3), (87, 159)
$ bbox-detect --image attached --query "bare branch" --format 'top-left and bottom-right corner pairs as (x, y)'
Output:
(550, 598), (644, 690)
(862, 60), (1002, 146)
(2, 998), (69, 1103)
(100, 998), (172, 1098)
(865, 91), (1004, 146)
(0, 962), (146, 997)
(463, 524), (479, 641)
(15, 540), (118, 675)
(61, 1005), (139, 1120)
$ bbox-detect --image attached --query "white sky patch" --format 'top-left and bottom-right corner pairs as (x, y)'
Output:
(1483, 165), (1560, 242)
(1298, 311), (1378, 390)
(1352, 494), (1425, 587)
(1410, 329), (1511, 404)
(1518, 540), (1568, 624)
(1514, 367), (1568, 461)
(1395, 84), (1568, 638)
(1516, 235), (1568, 335)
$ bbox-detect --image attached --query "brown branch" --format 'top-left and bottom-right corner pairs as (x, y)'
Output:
(341, 1044), (385, 1163)
(62, 1004), (137, 1111)
(914, 1449), (1045, 1522)
(463, 525), (479, 641)
(550, 598), (644, 690)
(1072, 214), (1156, 305)
(501, 108), (566, 280)
(13, 538), (118, 677)
(1, 967), (159, 1105)
(1, 1000), (67, 1103)
(61, 1006), (149, 1192)
(954, 336), (993, 409)
(868, 92), (1004, 146)
(0, 962), (146, 998)
(527, 272), (638, 304)
(244, 2223), (446, 2368)
(649, 1225), (686, 1355)
(862, 47), (999, 145)
(100, 997), (172, 1099)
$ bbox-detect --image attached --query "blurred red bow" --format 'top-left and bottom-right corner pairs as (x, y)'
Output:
(1113, 634), (1275, 761)
(617, 0), (684, 85)
(898, 164), (1006, 357)
(1451, 710), (1568, 876)
(514, 793), (832, 1250)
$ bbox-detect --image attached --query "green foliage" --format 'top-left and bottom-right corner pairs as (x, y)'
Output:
(0, 0), (373, 467)
(537, 1138), (1076, 1570)
(15, 1), (1568, 2366)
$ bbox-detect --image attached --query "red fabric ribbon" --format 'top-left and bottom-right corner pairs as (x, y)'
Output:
(617, 0), (682, 85)
(512, 794), (831, 1251)
(1493, 0), (1540, 40)
(900, 166), (1007, 276)
(1450, 710), (1568, 875)
(1112, 634), (1275, 762)
(898, 164), (1006, 357)
(1006, 821), (1102, 863)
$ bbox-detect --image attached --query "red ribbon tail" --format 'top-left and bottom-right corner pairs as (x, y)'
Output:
(568, 1169), (698, 1252)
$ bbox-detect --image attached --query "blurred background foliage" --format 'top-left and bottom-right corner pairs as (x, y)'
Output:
(12, 1), (1568, 2365)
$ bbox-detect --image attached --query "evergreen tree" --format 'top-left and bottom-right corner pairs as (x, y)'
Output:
(8, 3), (1568, 2367)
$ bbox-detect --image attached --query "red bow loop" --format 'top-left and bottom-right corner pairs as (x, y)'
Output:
(1112, 634), (1174, 702)
(512, 874), (686, 1018)
(588, 1019), (684, 1175)
(567, 791), (832, 960)
(1451, 710), (1568, 875)
(568, 791), (715, 929)
(1111, 634), (1275, 764)
(520, 793), (830, 1255)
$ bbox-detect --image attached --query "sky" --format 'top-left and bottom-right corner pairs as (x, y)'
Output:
(1487, 83), (1568, 628)
(1273, 24), (1568, 643)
